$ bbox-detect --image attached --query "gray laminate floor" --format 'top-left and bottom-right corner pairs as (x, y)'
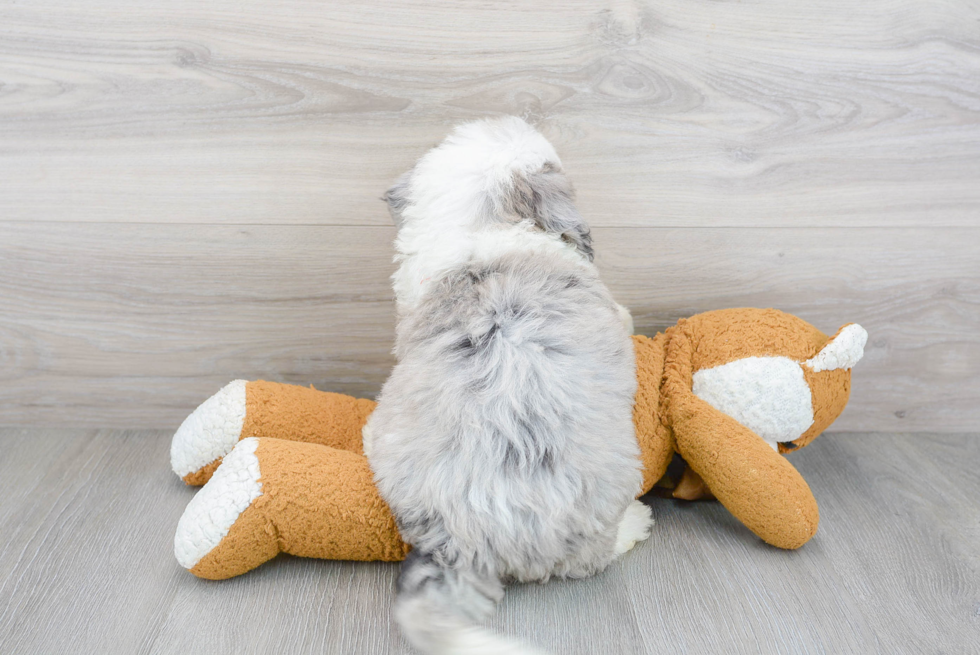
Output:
(0, 429), (977, 654)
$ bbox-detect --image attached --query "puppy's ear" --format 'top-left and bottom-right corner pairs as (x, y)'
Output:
(382, 171), (413, 229)
(509, 164), (594, 261)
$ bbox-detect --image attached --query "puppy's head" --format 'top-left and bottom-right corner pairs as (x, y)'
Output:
(383, 116), (592, 261)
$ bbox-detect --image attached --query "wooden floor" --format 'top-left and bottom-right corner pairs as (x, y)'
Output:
(0, 429), (976, 654)
(2, 0), (980, 432)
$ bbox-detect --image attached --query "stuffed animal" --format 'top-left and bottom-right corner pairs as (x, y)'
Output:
(172, 308), (866, 580)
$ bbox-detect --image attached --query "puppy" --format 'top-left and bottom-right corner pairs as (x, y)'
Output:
(364, 117), (653, 654)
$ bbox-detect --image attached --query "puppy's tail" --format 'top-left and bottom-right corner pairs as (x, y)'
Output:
(395, 550), (548, 655)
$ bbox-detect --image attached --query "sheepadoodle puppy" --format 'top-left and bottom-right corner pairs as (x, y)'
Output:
(364, 117), (654, 655)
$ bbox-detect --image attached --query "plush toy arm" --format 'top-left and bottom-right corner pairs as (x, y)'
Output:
(174, 437), (409, 580)
(670, 395), (819, 549)
(171, 380), (376, 486)
(662, 322), (819, 549)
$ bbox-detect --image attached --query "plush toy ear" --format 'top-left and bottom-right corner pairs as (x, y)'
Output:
(507, 164), (594, 261)
(804, 323), (868, 372)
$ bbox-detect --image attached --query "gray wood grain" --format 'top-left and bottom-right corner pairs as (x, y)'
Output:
(2, 0), (979, 430)
(1, 222), (978, 431)
(0, 429), (976, 654)
(1, 1), (978, 227)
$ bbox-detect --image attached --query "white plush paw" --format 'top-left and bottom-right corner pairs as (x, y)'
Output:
(614, 500), (654, 556)
(173, 437), (263, 569)
(171, 379), (247, 479)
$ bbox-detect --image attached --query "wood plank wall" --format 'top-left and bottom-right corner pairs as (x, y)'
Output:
(2, 1), (978, 431)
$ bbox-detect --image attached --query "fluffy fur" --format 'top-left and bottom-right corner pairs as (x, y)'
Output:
(365, 117), (652, 655)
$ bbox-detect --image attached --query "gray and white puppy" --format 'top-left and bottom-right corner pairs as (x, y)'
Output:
(364, 117), (653, 655)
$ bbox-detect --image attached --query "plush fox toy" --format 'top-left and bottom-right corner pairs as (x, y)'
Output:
(171, 308), (866, 580)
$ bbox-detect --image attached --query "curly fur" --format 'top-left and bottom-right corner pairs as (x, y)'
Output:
(366, 117), (649, 655)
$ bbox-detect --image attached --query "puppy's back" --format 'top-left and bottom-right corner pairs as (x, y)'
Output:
(369, 249), (640, 581)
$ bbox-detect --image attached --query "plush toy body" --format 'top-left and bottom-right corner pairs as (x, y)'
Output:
(172, 308), (866, 580)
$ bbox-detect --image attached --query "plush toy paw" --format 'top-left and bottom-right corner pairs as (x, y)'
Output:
(174, 437), (264, 575)
(172, 380), (377, 486)
(614, 500), (655, 556)
(174, 436), (410, 579)
(171, 380), (248, 485)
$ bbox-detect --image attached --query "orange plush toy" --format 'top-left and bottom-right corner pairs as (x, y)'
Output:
(172, 308), (866, 580)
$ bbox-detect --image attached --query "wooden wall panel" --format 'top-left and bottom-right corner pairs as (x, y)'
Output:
(1, 1), (978, 227)
(592, 227), (980, 432)
(1, 223), (976, 431)
(0, 223), (398, 427)
(1, 1), (978, 430)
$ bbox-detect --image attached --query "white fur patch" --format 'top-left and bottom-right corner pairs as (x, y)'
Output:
(396, 598), (548, 655)
(693, 357), (815, 450)
(390, 116), (591, 312)
(394, 220), (589, 311)
(361, 421), (375, 458)
(173, 437), (263, 570)
(805, 323), (868, 372)
(614, 500), (654, 556)
(170, 379), (247, 478)
(616, 303), (634, 335)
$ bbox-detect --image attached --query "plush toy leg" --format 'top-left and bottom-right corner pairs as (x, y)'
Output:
(670, 403), (819, 548)
(171, 380), (376, 485)
(174, 437), (409, 580)
(631, 333), (674, 495)
(663, 326), (819, 549)
(672, 466), (714, 501)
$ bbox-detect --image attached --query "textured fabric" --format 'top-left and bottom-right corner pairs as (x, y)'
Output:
(181, 458), (222, 486)
(242, 380), (376, 452)
(190, 438), (410, 580)
(175, 437), (263, 570)
(661, 315), (821, 549)
(693, 356), (815, 450)
(631, 333), (672, 495)
(683, 308), (830, 371)
(172, 379), (247, 482)
(181, 381), (376, 485)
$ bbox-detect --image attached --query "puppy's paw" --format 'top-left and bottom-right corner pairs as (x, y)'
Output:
(614, 500), (654, 556)
(361, 422), (375, 458)
(616, 303), (634, 335)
